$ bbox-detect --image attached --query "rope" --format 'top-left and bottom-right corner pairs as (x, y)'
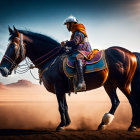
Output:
(29, 69), (39, 80)
(14, 57), (39, 80)
(25, 57), (39, 80)
(14, 47), (62, 81)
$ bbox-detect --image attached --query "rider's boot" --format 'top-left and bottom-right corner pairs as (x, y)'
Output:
(75, 59), (86, 92)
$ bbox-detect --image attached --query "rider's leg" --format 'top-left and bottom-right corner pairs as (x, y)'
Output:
(75, 54), (86, 91)
(76, 54), (84, 60)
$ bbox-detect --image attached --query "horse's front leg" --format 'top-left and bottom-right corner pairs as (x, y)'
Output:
(55, 85), (66, 131)
(64, 94), (71, 126)
(98, 84), (120, 130)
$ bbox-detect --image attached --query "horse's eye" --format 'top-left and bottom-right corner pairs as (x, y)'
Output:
(11, 44), (16, 48)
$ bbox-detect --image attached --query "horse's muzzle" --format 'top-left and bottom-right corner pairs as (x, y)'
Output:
(0, 67), (9, 77)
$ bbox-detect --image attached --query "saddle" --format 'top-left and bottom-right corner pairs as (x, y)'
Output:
(63, 50), (108, 78)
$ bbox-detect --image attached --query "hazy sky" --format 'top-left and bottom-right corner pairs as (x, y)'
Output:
(0, 0), (140, 84)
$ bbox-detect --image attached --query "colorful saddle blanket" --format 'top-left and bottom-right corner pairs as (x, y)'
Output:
(63, 50), (108, 77)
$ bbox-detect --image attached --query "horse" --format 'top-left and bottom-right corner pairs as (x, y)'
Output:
(0, 26), (140, 131)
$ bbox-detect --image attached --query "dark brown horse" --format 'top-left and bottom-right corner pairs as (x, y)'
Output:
(0, 26), (140, 131)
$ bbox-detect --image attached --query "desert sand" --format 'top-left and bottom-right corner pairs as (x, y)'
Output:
(0, 80), (139, 139)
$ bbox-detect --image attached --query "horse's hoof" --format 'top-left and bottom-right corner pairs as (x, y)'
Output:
(128, 126), (137, 132)
(98, 124), (105, 131)
(56, 126), (65, 131)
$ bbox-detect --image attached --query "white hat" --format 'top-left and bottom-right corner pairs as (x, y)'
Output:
(64, 15), (78, 25)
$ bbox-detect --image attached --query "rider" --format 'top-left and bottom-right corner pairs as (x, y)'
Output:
(61, 15), (92, 91)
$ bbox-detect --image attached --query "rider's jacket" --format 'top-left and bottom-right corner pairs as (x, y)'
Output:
(66, 23), (92, 58)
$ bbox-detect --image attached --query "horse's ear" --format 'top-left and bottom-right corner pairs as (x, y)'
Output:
(13, 25), (17, 33)
(13, 25), (20, 36)
(8, 25), (14, 35)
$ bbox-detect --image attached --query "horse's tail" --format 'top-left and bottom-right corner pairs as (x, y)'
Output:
(131, 52), (140, 106)
(131, 52), (140, 126)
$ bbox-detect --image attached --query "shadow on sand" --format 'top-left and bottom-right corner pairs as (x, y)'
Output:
(0, 129), (56, 136)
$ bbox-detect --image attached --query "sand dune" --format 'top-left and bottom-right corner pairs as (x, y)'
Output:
(0, 82), (6, 89)
(6, 80), (39, 88)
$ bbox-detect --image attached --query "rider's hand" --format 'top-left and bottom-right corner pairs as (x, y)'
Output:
(61, 41), (66, 47)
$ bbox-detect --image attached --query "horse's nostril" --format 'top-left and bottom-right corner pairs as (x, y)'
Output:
(0, 67), (9, 77)
(8, 71), (12, 75)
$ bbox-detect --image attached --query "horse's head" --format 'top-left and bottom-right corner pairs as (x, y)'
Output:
(0, 26), (26, 77)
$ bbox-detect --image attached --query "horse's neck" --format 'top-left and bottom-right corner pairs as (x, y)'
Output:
(25, 40), (60, 68)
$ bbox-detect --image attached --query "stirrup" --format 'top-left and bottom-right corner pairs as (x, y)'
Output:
(76, 82), (86, 92)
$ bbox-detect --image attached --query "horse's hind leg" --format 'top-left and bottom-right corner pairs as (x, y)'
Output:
(98, 83), (120, 130)
(119, 86), (137, 131)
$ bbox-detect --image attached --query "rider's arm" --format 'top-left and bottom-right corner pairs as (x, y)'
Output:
(66, 31), (85, 47)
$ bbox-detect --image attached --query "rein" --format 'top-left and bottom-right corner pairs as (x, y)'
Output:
(2, 32), (62, 82)
(33, 47), (62, 68)
(33, 47), (58, 63)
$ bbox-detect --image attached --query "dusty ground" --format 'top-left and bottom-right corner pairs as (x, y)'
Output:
(0, 82), (139, 139)
(0, 129), (140, 140)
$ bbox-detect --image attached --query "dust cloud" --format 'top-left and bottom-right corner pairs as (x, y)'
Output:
(0, 84), (132, 130)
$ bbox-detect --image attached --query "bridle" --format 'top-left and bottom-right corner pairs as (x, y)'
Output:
(1, 32), (63, 81)
(3, 33), (25, 72)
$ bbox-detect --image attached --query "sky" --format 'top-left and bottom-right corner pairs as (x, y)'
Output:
(0, 0), (140, 84)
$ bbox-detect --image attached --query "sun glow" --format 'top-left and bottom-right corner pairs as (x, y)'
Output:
(130, 1), (140, 21)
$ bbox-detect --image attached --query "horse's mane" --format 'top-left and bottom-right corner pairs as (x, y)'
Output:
(9, 29), (60, 47)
